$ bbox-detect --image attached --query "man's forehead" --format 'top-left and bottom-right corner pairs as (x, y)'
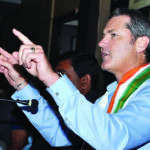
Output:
(103, 15), (130, 33)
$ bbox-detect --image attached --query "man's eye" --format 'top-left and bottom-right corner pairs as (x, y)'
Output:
(111, 33), (118, 37)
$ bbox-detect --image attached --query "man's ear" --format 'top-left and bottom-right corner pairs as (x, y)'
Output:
(136, 36), (149, 53)
(80, 74), (91, 91)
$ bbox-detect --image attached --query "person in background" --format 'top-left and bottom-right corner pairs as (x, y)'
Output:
(55, 51), (100, 103)
(1, 7), (150, 150)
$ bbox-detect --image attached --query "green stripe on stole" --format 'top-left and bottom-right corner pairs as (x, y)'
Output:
(113, 66), (150, 113)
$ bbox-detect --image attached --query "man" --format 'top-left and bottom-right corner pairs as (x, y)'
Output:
(55, 51), (100, 103)
(0, 8), (150, 149)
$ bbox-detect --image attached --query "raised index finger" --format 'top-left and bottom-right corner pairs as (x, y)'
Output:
(12, 28), (34, 45)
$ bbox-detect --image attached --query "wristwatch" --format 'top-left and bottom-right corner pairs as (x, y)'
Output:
(57, 72), (63, 78)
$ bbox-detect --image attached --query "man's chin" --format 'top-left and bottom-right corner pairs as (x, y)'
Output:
(101, 64), (112, 72)
(101, 63), (108, 70)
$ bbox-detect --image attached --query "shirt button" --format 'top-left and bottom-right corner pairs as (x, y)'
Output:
(64, 118), (68, 122)
(55, 92), (59, 96)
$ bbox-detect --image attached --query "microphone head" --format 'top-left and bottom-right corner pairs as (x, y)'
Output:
(28, 99), (38, 109)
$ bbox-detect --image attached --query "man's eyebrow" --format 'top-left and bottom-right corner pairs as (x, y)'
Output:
(108, 29), (115, 33)
(103, 29), (115, 35)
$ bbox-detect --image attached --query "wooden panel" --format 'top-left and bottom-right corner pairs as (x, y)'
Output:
(95, 0), (111, 95)
(54, 0), (80, 18)
(95, 0), (110, 66)
(129, 0), (150, 9)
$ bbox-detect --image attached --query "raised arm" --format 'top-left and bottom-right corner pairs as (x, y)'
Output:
(0, 29), (81, 147)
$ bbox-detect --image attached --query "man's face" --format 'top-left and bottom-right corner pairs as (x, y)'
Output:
(98, 15), (137, 78)
(55, 59), (81, 91)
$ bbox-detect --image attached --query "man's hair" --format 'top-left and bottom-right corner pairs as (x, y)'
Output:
(57, 51), (101, 91)
(110, 8), (150, 62)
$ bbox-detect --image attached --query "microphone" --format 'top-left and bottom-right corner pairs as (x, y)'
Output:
(0, 98), (38, 109)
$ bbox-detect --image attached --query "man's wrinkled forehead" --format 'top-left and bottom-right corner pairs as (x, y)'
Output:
(103, 15), (130, 32)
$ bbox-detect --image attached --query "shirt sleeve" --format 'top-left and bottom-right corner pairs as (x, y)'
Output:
(11, 83), (78, 147)
(47, 75), (150, 150)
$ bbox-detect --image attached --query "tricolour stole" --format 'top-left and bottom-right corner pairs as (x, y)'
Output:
(99, 64), (150, 114)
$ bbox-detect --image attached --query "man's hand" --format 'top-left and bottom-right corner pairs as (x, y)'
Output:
(12, 29), (59, 87)
(0, 48), (27, 90)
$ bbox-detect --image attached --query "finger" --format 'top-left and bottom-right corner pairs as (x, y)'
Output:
(0, 60), (12, 76)
(0, 53), (4, 61)
(24, 51), (40, 69)
(0, 65), (5, 73)
(0, 48), (18, 64)
(12, 51), (19, 61)
(0, 47), (12, 60)
(0, 59), (10, 69)
(12, 28), (34, 45)
(19, 45), (42, 66)
(24, 49), (44, 69)
(18, 45), (33, 65)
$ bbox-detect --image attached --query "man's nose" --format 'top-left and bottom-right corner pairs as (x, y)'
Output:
(98, 37), (106, 48)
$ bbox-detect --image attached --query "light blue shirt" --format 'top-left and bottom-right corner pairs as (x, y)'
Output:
(12, 75), (150, 150)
